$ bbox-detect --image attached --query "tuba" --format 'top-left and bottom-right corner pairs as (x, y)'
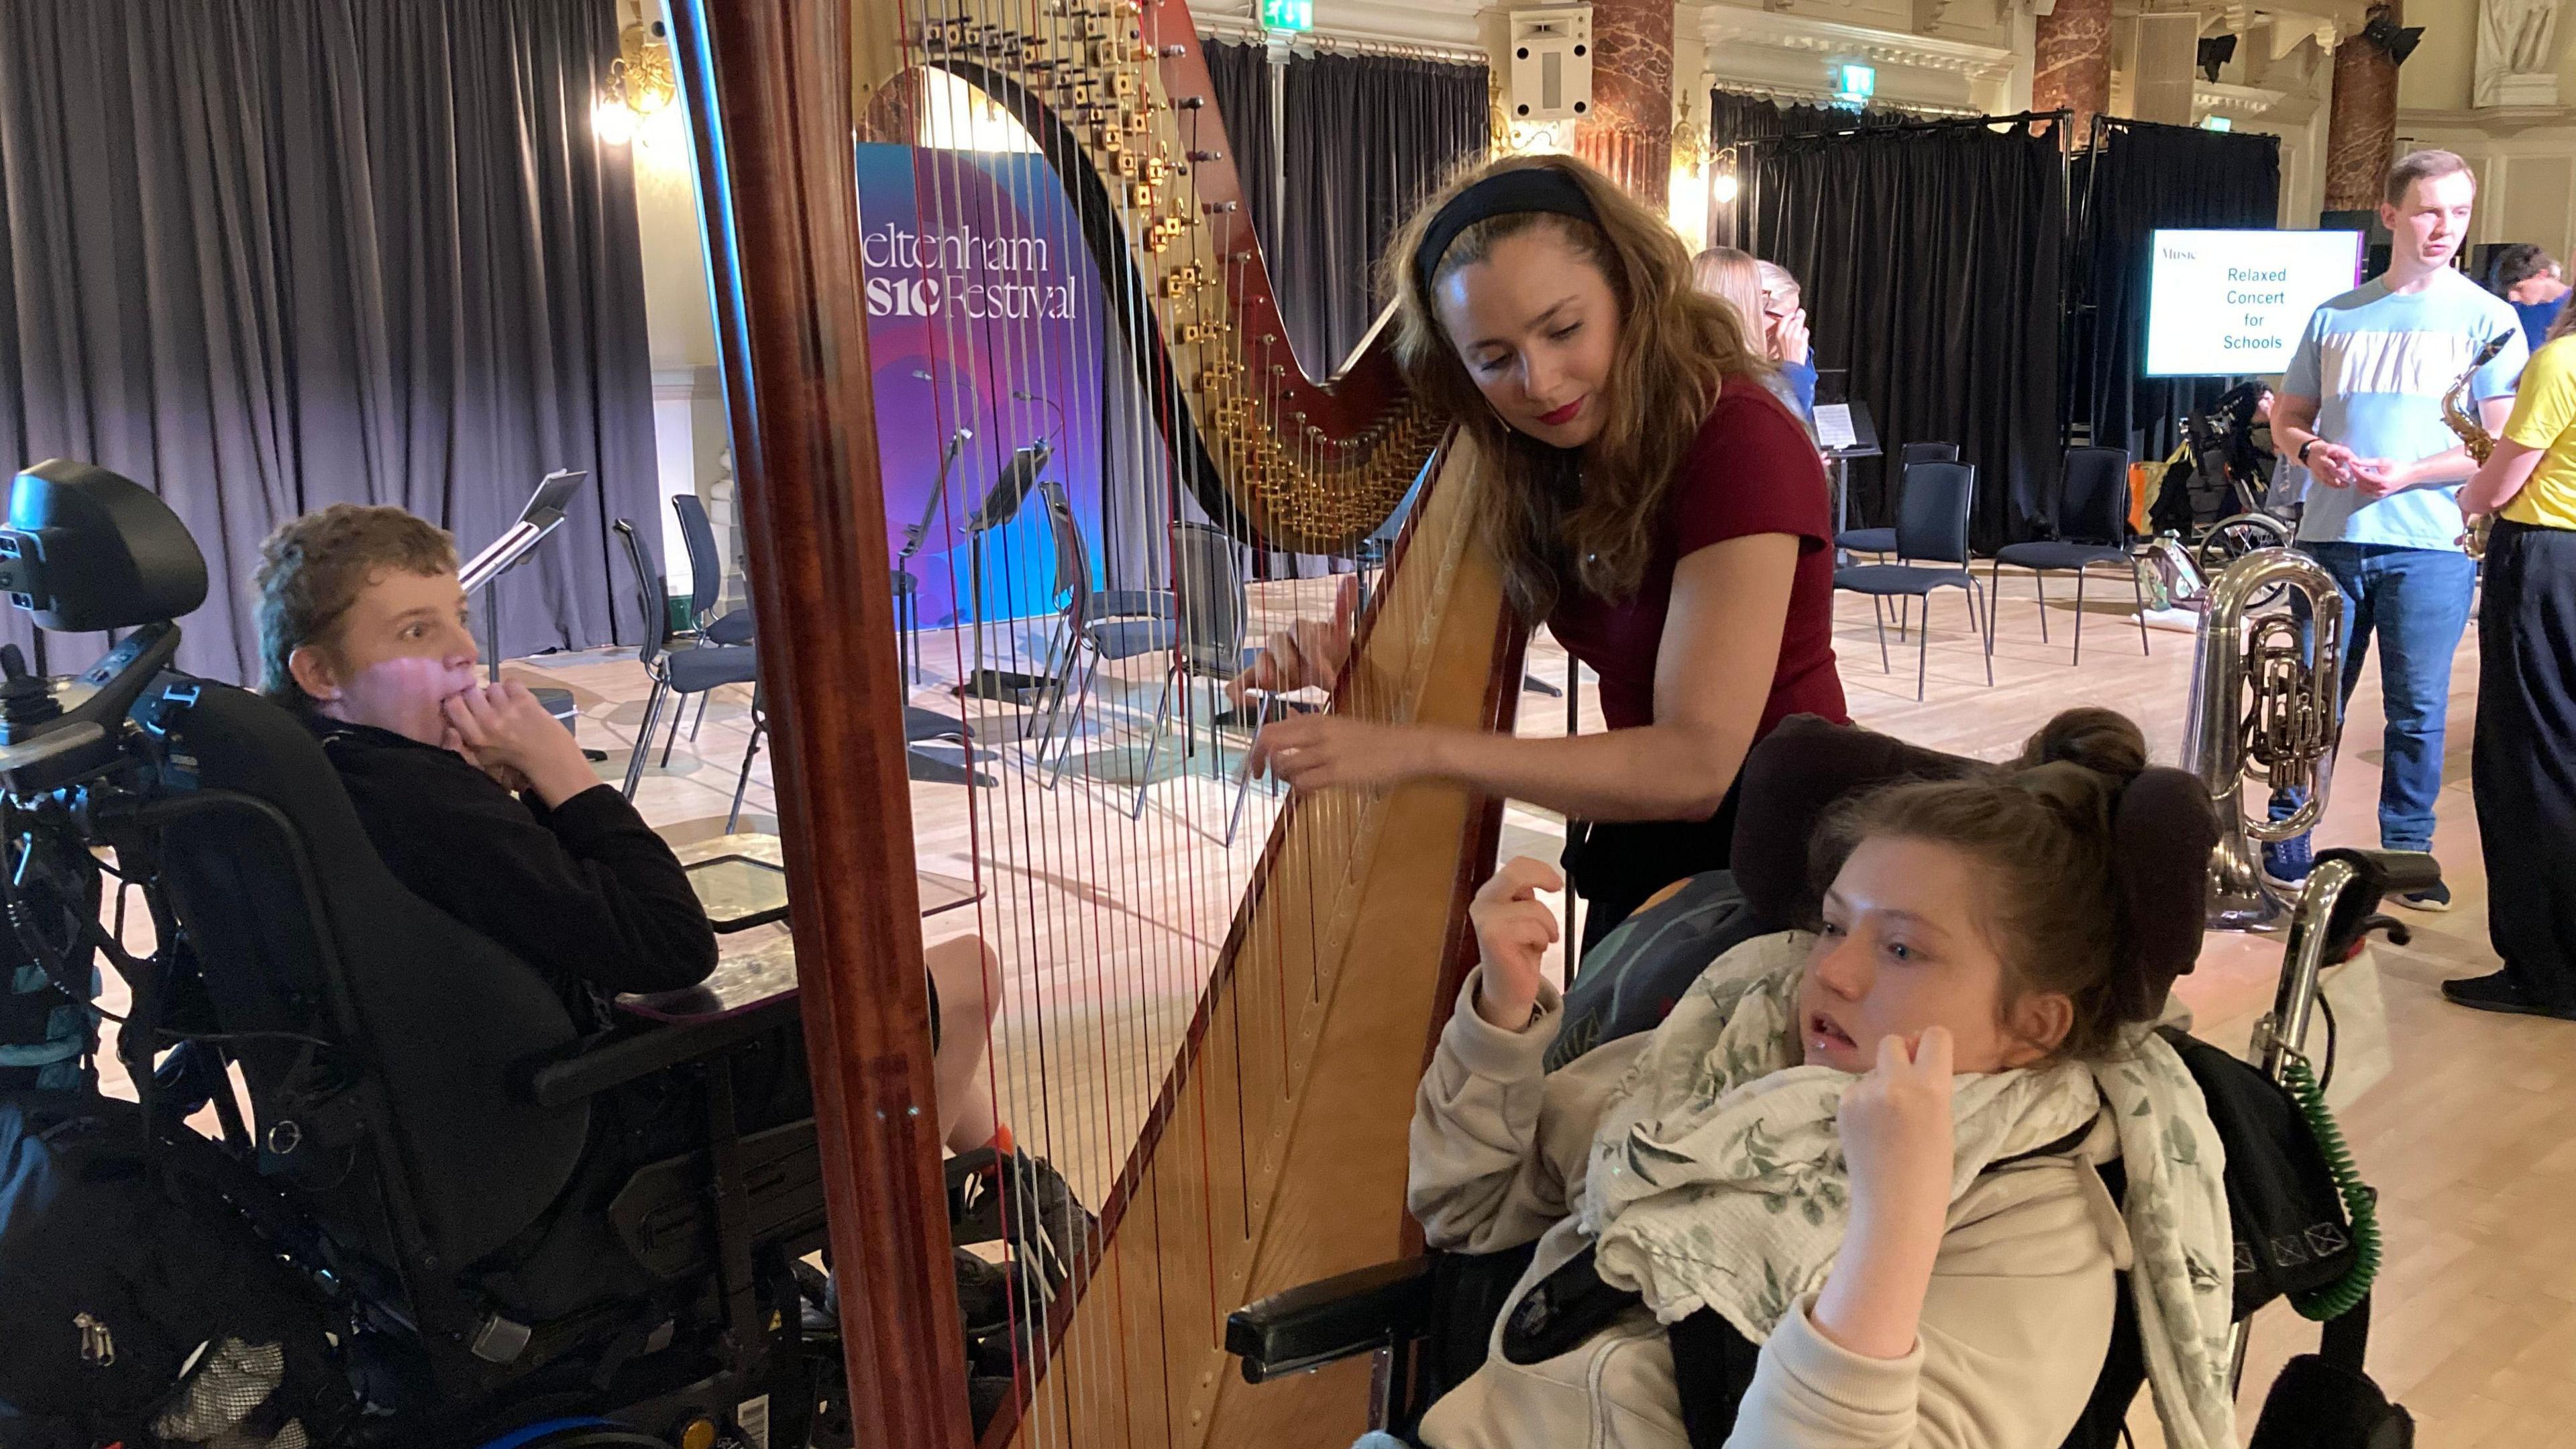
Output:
(2445, 334), (2508, 558)
(2180, 548), (2346, 931)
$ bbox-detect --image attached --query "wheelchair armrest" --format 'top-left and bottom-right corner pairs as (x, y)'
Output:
(1226, 1256), (1433, 1385)
(2347, 849), (2440, 896)
(525, 995), (800, 1109)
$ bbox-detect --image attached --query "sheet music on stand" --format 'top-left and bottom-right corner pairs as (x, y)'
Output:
(1808, 402), (1880, 539)
(1813, 402), (1877, 458)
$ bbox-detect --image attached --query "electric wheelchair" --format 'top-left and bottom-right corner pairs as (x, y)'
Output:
(0, 463), (835, 1449)
(1226, 716), (2426, 1448)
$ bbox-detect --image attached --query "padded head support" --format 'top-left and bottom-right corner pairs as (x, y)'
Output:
(1729, 714), (2216, 1003)
(139, 679), (589, 1273)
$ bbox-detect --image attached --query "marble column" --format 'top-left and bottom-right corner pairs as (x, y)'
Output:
(2032, 0), (2114, 142)
(1574, 0), (1674, 211)
(2324, 4), (2401, 211)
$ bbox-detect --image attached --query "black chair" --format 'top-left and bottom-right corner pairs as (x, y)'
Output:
(1991, 446), (2146, 665)
(671, 492), (755, 646)
(1835, 440), (1958, 559)
(1833, 460), (1993, 700)
(669, 493), (757, 748)
(1126, 522), (1268, 841)
(614, 518), (760, 800)
(1028, 481), (1177, 772)
(127, 678), (826, 1444)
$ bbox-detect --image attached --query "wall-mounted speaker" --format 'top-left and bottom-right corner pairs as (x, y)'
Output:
(1507, 7), (1593, 123)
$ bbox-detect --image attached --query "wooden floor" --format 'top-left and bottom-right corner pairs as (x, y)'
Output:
(178, 564), (2567, 1446)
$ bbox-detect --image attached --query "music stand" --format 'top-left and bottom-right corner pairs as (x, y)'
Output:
(462, 469), (592, 747)
(957, 441), (1060, 703)
(897, 428), (972, 685)
(1810, 401), (1882, 538)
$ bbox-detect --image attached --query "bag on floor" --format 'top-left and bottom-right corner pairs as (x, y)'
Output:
(0, 1091), (323, 1442)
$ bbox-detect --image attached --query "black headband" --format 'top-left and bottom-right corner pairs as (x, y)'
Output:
(1411, 167), (1601, 294)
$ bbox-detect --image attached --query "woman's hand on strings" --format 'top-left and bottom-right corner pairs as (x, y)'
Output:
(1245, 713), (1428, 794)
(1837, 1027), (1956, 1226)
(1469, 856), (1562, 1030)
(1230, 573), (1358, 704)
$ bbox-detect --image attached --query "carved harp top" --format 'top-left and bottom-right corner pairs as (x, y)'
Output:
(672, 3), (1515, 1449)
(871, 0), (1441, 554)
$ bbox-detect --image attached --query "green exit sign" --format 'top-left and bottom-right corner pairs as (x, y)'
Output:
(1262, 0), (1313, 32)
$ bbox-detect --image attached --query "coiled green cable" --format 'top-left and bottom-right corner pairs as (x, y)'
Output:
(2280, 1053), (2379, 1321)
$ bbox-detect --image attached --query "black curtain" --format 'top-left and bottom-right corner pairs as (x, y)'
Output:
(1743, 119), (2069, 549)
(0, 0), (659, 683)
(1276, 52), (1488, 374)
(2077, 119), (2282, 463)
(1201, 40), (1277, 264)
(1707, 90), (1915, 250)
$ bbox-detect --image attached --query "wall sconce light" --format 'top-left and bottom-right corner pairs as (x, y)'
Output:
(594, 3), (678, 148)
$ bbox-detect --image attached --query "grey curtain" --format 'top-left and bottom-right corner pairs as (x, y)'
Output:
(2074, 119), (2282, 462)
(1743, 118), (2070, 549)
(0, 0), (659, 682)
(1277, 52), (1489, 374)
(1707, 89), (1917, 251)
(1201, 40), (1277, 263)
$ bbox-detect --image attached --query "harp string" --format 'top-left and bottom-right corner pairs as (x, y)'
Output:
(883, 1), (1419, 1439)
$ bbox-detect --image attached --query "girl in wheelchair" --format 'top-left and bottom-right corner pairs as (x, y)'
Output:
(1403, 708), (2239, 1449)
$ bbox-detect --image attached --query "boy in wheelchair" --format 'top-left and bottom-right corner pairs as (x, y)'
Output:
(250, 502), (1010, 1156)
(1399, 709), (2241, 1449)
(252, 504), (719, 1022)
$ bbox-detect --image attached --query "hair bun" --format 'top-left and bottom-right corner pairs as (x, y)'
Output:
(2016, 707), (2148, 781)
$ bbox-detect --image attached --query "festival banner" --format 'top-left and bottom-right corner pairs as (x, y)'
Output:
(857, 142), (1109, 629)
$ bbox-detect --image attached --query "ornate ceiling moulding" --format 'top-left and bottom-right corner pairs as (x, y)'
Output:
(1696, 3), (2019, 82)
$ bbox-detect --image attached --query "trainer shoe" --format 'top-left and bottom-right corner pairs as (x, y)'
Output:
(2392, 881), (2452, 912)
(2440, 971), (2576, 1020)
(2262, 830), (2314, 884)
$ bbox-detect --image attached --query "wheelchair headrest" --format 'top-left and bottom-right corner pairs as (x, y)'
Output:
(134, 678), (590, 1272)
(1731, 715), (2217, 999)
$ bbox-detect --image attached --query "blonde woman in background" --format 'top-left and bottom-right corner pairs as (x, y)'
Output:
(1693, 248), (1816, 421)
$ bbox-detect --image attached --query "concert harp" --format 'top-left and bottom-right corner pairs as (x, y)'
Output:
(665, 3), (1515, 1448)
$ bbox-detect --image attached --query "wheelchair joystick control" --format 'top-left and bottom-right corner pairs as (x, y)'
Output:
(0, 642), (62, 742)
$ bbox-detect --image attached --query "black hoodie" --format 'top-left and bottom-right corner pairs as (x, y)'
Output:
(305, 716), (718, 1021)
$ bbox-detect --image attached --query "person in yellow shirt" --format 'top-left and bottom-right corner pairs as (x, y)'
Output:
(2453, 311), (2576, 1019)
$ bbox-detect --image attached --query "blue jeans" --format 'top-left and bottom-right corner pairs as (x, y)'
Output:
(2298, 541), (2476, 852)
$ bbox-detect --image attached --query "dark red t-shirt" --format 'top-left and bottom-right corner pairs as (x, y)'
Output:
(1545, 377), (1847, 738)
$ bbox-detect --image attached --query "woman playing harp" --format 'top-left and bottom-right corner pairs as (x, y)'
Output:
(1240, 156), (1847, 948)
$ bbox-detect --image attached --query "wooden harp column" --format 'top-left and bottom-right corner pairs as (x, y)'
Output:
(667, 0), (1517, 1444)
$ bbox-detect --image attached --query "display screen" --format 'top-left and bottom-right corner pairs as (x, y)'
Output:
(2144, 229), (2365, 378)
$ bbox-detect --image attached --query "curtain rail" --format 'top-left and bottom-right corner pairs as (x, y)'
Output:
(1196, 19), (1487, 66)
(1709, 82), (1978, 119)
(1738, 107), (2074, 146)
(2086, 111), (2285, 150)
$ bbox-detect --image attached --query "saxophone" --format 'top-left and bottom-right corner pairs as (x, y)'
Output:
(2445, 334), (2509, 558)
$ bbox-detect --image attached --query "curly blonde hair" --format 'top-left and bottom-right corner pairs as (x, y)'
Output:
(1381, 154), (1769, 622)
(254, 504), (457, 709)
